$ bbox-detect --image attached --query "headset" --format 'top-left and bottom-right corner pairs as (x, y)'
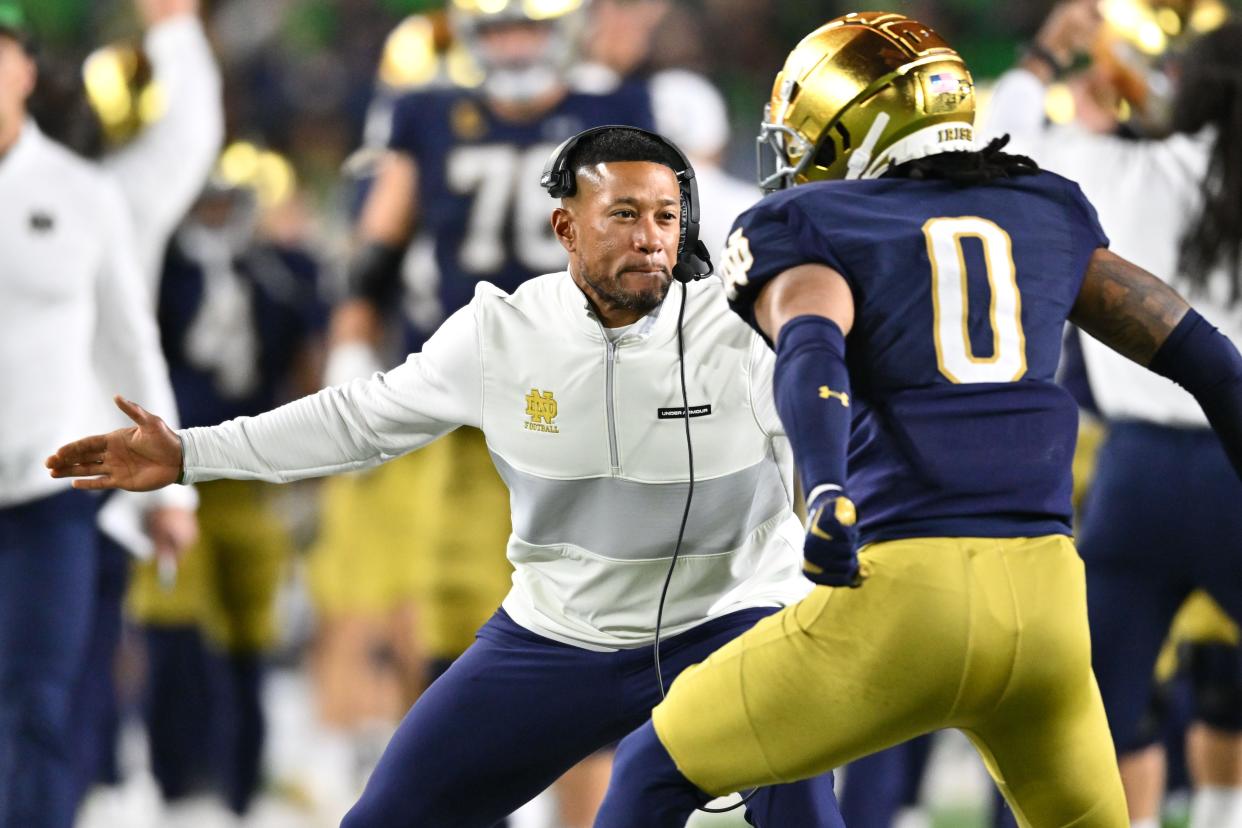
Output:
(542, 128), (754, 815)
(539, 124), (714, 284)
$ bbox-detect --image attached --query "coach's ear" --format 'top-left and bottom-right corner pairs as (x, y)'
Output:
(551, 206), (576, 254)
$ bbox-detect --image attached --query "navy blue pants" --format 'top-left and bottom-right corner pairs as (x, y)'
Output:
(0, 490), (100, 828)
(342, 607), (841, 828)
(69, 534), (129, 807)
(1080, 422), (1242, 753)
(839, 737), (931, 828)
(840, 737), (1019, 828)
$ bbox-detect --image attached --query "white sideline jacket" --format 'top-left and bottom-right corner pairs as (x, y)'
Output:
(180, 272), (812, 650)
(96, 14), (222, 550)
(985, 68), (1242, 427)
(0, 123), (187, 513)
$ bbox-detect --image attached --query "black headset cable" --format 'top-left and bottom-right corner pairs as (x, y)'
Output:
(651, 280), (758, 814)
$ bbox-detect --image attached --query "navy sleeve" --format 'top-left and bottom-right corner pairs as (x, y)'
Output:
(623, 77), (657, 130)
(292, 251), (330, 336)
(387, 91), (425, 159)
(721, 194), (848, 334)
(1061, 178), (1110, 292)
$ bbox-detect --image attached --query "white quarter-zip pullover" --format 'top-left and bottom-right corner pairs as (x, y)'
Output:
(986, 68), (1242, 426)
(0, 123), (187, 510)
(179, 273), (811, 650)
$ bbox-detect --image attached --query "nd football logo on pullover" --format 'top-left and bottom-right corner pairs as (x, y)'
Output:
(525, 388), (559, 433)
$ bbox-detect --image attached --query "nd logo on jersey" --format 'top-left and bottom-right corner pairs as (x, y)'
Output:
(524, 389), (560, 433)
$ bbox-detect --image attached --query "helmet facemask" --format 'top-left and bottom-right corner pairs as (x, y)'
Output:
(451, 0), (586, 104)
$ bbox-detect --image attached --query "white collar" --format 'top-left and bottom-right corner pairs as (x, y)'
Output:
(562, 269), (682, 344)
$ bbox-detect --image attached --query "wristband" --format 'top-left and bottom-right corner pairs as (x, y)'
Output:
(1025, 41), (1068, 79)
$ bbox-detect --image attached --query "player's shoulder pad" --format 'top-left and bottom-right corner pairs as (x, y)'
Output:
(1027, 168), (1110, 251)
(567, 62), (623, 95)
(720, 183), (851, 332)
(388, 85), (471, 145)
(392, 84), (462, 111)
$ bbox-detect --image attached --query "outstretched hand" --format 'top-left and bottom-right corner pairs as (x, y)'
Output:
(46, 396), (184, 492)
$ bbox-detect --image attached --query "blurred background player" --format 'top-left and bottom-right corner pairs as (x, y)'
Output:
(986, 1), (1242, 826)
(124, 144), (326, 824)
(314, 1), (654, 822)
(307, 16), (465, 782)
(66, 0), (223, 816)
(0, 3), (199, 825)
(648, 68), (759, 258)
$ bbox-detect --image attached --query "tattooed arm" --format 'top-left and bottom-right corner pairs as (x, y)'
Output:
(1072, 247), (1242, 479)
(1069, 248), (1190, 365)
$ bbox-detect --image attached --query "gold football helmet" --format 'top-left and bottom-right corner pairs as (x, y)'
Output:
(758, 11), (975, 190)
(214, 141), (297, 212)
(82, 40), (164, 147)
(449, 0), (587, 102)
(1095, 0), (1229, 131)
(377, 11), (482, 92)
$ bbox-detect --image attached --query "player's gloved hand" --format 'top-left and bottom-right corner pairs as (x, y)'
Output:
(803, 490), (863, 587)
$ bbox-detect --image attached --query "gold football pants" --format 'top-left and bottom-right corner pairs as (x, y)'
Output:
(129, 479), (290, 653)
(307, 427), (513, 658)
(653, 535), (1128, 828)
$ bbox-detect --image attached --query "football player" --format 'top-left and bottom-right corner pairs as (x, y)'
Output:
(648, 68), (760, 260)
(986, 2), (1242, 825)
(124, 146), (325, 819)
(591, 12), (1242, 827)
(308, 11), (454, 767)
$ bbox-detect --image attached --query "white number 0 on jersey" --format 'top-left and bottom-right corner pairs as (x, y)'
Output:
(923, 216), (1027, 384)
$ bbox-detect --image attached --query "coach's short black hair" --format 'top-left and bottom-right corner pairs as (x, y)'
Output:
(566, 127), (684, 180)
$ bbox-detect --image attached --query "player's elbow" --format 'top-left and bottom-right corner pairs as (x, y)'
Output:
(755, 263), (856, 345)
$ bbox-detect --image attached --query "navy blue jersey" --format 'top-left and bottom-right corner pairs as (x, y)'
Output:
(158, 239), (327, 428)
(722, 171), (1109, 543)
(386, 81), (654, 338)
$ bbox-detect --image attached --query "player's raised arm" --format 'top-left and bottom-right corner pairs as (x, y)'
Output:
(1071, 247), (1242, 475)
(325, 122), (420, 386)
